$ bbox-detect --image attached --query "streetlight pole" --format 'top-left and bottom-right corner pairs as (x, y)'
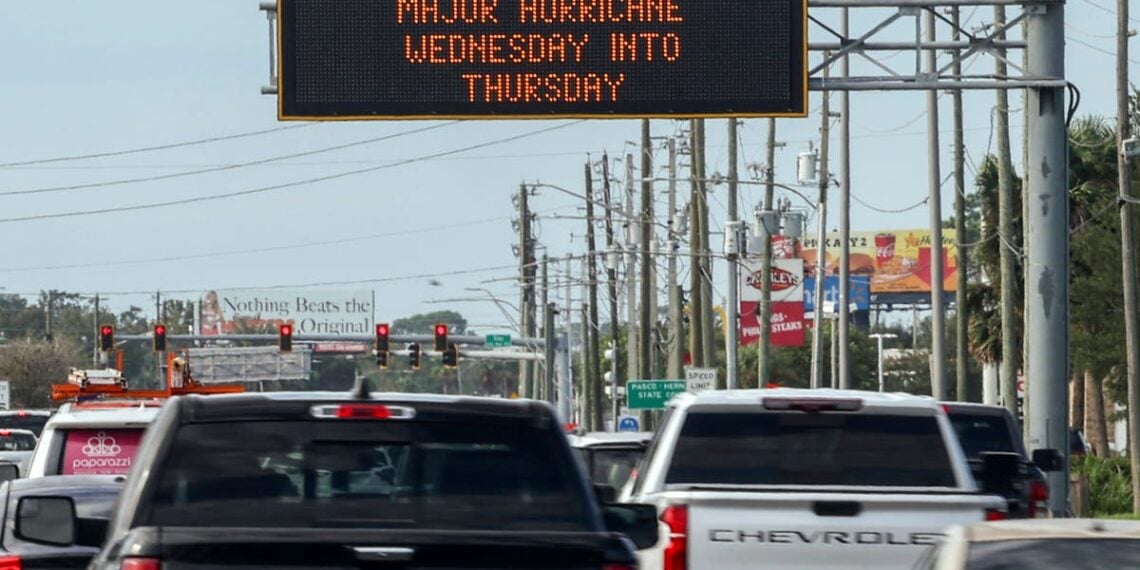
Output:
(869, 333), (898, 392)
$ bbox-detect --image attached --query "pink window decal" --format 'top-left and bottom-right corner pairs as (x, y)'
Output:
(61, 429), (144, 475)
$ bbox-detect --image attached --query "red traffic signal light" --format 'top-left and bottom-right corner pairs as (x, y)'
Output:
(279, 324), (294, 352)
(433, 323), (448, 352)
(99, 325), (114, 352)
(153, 324), (168, 352)
(376, 323), (390, 353)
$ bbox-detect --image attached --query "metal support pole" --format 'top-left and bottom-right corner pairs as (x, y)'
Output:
(952, 6), (970, 401)
(1025, 0), (1069, 515)
(838, 8), (852, 390)
(726, 119), (740, 389)
(926, 9), (948, 400)
(759, 119), (777, 387)
(810, 62), (831, 391)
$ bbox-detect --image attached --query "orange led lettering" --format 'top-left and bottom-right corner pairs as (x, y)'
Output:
(397, 0), (500, 24)
(421, 0), (439, 22)
(604, 73), (625, 100)
(566, 34), (589, 63)
(462, 73), (480, 101)
(397, 0), (420, 23)
(461, 73), (625, 103)
(609, 32), (680, 62)
(488, 33), (506, 63)
(428, 34), (448, 63)
(663, 32), (681, 61)
(404, 36), (427, 63)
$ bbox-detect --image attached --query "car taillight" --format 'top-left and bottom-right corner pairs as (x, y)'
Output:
(309, 404), (415, 420)
(121, 558), (161, 570)
(662, 505), (687, 570)
(1029, 479), (1050, 518)
(0, 555), (21, 570)
(985, 508), (1008, 521)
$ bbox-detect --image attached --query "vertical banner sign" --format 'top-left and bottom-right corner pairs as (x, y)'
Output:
(739, 257), (805, 347)
(277, 0), (807, 119)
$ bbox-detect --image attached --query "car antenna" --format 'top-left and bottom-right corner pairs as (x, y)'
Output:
(351, 376), (374, 400)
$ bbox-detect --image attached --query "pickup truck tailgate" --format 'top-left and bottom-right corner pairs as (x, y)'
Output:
(684, 491), (995, 570)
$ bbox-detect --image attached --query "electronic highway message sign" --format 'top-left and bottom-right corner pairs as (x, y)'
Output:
(277, 0), (807, 120)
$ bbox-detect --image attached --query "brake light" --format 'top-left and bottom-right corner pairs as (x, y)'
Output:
(16, 412), (25, 417)
(662, 505), (688, 570)
(1028, 479), (1050, 518)
(121, 558), (161, 570)
(309, 404), (415, 420)
(0, 554), (20, 570)
(0, 430), (10, 436)
(985, 508), (1008, 521)
(762, 398), (863, 412)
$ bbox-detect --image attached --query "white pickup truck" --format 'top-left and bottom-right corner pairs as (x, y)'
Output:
(621, 389), (1010, 570)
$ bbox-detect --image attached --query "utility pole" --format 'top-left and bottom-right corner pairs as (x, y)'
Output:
(925, 10), (947, 401)
(585, 162), (603, 430)
(689, 121), (705, 369)
(952, 6), (970, 402)
(1116, 0), (1140, 511)
(92, 293), (100, 366)
(810, 62), (831, 391)
(838, 8), (852, 390)
(601, 155), (622, 427)
(995, 6), (1019, 416)
(697, 120), (715, 371)
(44, 291), (54, 343)
(517, 183), (535, 399)
(759, 119), (777, 387)
(666, 138), (684, 380)
(1024, 0), (1069, 515)
(541, 254), (550, 401)
(639, 120), (654, 384)
(726, 118), (741, 389)
(625, 154), (639, 386)
(562, 256), (574, 423)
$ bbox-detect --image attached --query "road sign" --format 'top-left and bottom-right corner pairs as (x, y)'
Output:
(0, 381), (9, 410)
(485, 334), (512, 348)
(617, 416), (640, 432)
(685, 368), (717, 394)
(277, 0), (807, 120)
(627, 380), (687, 410)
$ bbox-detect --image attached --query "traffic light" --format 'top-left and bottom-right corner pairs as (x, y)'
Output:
(442, 342), (459, 368)
(99, 325), (114, 352)
(377, 351), (389, 370)
(278, 323), (294, 352)
(375, 323), (390, 353)
(153, 324), (168, 352)
(434, 323), (448, 352)
(408, 343), (421, 370)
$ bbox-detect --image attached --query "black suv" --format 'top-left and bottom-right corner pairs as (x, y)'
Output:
(943, 402), (1062, 518)
(30, 385), (656, 570)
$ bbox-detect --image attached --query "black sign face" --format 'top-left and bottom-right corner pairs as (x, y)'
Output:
(277, 0), (806, 119)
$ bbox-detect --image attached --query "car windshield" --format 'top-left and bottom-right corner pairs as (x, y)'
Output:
(948, 413), (1018, 459)
(144, 420), (593, 531)
(967, 538), (1140, 568)
(0, 432), (35, 451)
(666, 410), (956, 487)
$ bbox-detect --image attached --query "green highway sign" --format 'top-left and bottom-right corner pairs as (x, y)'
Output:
(627, 380), (687, 410)
(485, 334), (512, 348)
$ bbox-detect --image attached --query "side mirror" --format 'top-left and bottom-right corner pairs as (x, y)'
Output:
(603, 504), (659, 550)
(979, 452), (1022, 495)
(0, 463), (19, 483)
(594, 484), (617, 504)
(1032, 448), (1063, 472)
(15, 496), (76, 546)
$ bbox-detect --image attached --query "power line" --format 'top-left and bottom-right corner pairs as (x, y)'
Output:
(0, 122), (458, 197)
(0, 123), (316, 168)
(0, 121), (585, 224)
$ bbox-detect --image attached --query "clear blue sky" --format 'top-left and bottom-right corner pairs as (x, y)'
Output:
(0, 0), (1133, 335)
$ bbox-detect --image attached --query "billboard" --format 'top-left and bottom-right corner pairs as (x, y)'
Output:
(791, 229), (959, 294)
(277, 0), (807, 119)
(199, 289), (374, 336)
(739, 258), (805, 347)
(803, 275), (871, 313)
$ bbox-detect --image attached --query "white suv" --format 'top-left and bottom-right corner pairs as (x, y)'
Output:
(25, 400), (163, 478)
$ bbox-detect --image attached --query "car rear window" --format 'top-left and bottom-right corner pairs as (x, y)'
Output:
(582, 448), (642, 491)
(0, 415), (49, 437)
(967, 538), (1140, 568)
(144, 419), (593, 531)
(666, 411), (956, 487)
(0, 432), (35, 451)
(60, 429), (145, 475)
(948, 413), (1018, 459)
